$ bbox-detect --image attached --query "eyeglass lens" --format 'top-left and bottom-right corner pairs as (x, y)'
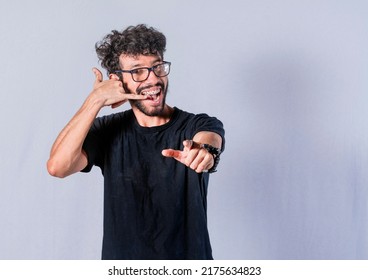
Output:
(132, 63), (170, 82)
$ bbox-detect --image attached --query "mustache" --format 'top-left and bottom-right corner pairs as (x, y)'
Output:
(136, 82), (165, 95)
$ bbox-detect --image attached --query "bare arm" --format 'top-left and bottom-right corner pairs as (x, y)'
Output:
(192, 131), (222, 149)
(47, 68), (146, 178)
(162, 131), (223, 173)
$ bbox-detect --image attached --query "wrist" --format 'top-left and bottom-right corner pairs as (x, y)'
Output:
(86, 90), (106, 110)
(200, 143), (222, 173)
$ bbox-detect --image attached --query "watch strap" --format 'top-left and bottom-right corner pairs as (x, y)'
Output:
(200, 143), (222, 173)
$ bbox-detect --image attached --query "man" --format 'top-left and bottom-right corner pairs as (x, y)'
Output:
(47, 24), (225, 260)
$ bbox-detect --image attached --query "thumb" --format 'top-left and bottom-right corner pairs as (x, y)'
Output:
(92, 67), (103, 85)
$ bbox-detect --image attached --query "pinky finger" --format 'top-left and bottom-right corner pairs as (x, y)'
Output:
(111, 100), (127, 109)
(196, 156), (214, 173)
(195, 162), (211, 173)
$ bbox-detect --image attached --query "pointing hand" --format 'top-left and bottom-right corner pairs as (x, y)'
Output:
(162, 140), (214, 173)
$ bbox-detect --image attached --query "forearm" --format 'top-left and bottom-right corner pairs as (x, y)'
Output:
(47, 94), (103, 178)
(192, 131), (222, 149)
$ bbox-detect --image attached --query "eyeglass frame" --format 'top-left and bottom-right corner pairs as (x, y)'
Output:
(114, 61), (171, 82)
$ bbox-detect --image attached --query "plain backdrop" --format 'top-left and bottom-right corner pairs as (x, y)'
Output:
(0, 0), (367, 259)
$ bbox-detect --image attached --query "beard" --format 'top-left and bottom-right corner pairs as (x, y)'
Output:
(130, 81), (169, 117)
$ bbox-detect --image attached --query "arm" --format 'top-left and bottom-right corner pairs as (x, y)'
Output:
(162, 131), (223, 173)
(47, 68), (146, 178)
(192, 131), (222, 150)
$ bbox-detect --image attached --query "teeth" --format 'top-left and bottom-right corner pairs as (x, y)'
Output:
(142, 89), (160, 96)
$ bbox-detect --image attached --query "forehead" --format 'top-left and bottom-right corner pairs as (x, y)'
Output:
(119, 54), (163, 69)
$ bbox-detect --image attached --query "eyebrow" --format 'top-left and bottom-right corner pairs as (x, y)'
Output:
(127, 58), (163, 69)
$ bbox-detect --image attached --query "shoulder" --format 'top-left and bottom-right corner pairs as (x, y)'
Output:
(173, 107), (224, 135)
(92, 109), (133, 129)
(176, 107), (223, 126)
(174, 107), (211, 122)
(90, 110), (133, 132)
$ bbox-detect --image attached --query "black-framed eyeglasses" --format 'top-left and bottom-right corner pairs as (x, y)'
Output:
(114, 61), (171, 82)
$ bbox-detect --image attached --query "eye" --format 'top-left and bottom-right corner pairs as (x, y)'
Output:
(154, 64), (164, 73)
(131, 68), (145, 75)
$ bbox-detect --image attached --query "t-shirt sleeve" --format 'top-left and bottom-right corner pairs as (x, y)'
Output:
(81, 117), (106, 173)
(189, 113), (226, 152)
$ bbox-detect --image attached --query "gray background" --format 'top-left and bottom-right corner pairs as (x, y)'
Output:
(1, 0), (367, 259)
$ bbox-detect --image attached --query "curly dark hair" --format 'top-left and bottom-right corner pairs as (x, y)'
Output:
(95, 24), (166, 75)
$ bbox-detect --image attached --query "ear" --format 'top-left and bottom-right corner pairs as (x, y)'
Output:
(109, 73), (120, 81)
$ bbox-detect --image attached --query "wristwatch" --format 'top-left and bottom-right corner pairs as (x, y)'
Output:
(200, 144), (222, 173)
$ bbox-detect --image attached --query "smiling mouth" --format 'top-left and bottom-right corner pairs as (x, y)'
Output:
(141, 88), (161, 101)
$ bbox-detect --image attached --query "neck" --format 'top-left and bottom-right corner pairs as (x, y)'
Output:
(133, 105), (174, 127)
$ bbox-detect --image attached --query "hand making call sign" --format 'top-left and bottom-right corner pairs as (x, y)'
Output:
(91, 67), (147, 109)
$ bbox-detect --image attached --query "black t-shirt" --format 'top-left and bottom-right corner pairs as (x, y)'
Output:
(82, 107), (225, 259)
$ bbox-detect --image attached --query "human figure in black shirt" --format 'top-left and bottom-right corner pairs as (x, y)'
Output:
(47, 24), (225, 259)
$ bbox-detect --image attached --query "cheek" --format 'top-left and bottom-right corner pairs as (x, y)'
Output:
(121, 74), (138, 93)
(123, 81), (138, 94)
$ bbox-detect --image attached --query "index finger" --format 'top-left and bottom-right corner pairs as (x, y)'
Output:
(162, 149), (183, 160)
(121, 93), (148, 100)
